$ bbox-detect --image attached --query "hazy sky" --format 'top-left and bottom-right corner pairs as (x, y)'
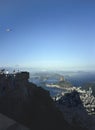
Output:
(0, 0), (95, 70)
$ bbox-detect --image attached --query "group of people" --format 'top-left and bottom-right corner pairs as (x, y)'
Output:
(0, 69), (20, 75)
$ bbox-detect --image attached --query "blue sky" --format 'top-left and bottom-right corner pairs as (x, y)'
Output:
(0, 0), (95, 71)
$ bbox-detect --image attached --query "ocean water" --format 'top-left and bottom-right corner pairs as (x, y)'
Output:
(42, 86), (64, 97)
(29, 71), (95, 97)
(65, 72), (95, 87)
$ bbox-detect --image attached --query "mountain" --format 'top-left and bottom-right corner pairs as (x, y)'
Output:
(56, 89), (95, 130)
(0, 71), (81, 130)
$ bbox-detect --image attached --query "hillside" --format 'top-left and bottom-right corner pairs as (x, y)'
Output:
(0, 71), (82, 130)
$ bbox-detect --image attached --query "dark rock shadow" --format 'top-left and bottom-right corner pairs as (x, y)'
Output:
(56, 90), (95, 130)
(0, 72), (76, 130)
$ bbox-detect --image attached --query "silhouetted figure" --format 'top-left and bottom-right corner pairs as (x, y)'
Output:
(0, 69), (5, 74)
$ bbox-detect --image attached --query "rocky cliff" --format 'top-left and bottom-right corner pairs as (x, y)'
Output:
(56, 88), (95, 130)
(0, 71), (80, 130)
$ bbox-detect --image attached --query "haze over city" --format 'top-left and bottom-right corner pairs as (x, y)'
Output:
(0, 0), (95, 71)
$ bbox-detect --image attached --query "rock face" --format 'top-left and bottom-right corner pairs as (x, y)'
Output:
(58, 90), (82, 107)
(56, 89), (95, 130)
(0, 72), (76, 130)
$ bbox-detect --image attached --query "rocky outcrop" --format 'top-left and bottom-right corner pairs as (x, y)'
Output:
(56, 89), (95, 130)
(0, 72), (77, 130)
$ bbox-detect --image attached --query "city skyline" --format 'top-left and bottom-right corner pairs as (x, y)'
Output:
(0, 0), (95, 71)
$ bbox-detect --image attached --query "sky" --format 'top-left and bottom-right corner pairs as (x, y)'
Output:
(0, 0), (95, 71)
